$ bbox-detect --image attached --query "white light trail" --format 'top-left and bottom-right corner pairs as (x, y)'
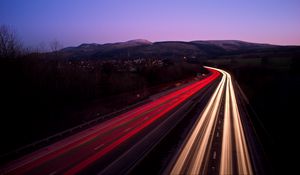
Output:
(168, 67), (253, 175)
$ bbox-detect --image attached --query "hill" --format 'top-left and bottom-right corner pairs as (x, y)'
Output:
(60, 39), (295, 60)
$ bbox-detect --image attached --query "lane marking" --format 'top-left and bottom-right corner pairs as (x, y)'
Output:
(49, 171), (57, 175)
(94, 144), (104, 151)
(123, 127), (132, 133)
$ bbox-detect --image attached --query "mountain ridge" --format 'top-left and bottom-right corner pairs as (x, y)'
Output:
(59, 39), (299, 60)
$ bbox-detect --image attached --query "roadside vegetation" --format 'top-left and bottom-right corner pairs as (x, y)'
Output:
(0, 25), (207, 155)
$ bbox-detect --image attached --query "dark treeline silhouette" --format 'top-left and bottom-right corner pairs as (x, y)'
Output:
(0, 25), (22, 59)
(1, 54), (206, 103)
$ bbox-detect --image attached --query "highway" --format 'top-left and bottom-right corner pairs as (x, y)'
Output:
(166, 67), (254, 175)
(0, 67), (220, 175)
(1, 67), (258, 175)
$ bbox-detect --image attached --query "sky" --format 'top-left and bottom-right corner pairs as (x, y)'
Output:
(1, 0), (300, 48)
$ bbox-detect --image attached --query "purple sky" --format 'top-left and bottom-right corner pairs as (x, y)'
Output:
(1, 0), (300, 48)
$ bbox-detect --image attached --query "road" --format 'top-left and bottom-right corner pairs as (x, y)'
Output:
(0, 67), (220, 175)
(166, 67), (254, 175)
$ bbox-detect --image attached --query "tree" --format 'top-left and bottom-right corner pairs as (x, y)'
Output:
(49, 39), (63, 58)
(50, 39), (63, 52)
(0, 25), (21, 59)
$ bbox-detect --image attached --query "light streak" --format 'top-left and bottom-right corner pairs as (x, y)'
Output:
(169, 67), (253, 175)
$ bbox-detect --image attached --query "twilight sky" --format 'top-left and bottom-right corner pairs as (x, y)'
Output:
(1, 0), (300, 48)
